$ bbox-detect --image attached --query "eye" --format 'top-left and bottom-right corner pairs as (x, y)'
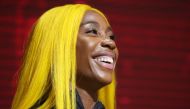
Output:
(86, 29), (98, 35)
(109, 35), (115, 40)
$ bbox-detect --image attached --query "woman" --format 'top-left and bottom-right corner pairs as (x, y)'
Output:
(12, 4), (119, 109)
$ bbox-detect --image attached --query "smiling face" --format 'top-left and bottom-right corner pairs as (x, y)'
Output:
(76, 10), (119, 90)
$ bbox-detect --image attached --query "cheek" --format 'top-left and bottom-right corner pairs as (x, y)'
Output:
(76, 38), (91, 74)
(76, 37), (99, 76)
(76, 42), (88, 68)
(76, 37), (98, 60)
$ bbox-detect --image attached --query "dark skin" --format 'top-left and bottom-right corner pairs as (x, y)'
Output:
(76, 10), (119, 109)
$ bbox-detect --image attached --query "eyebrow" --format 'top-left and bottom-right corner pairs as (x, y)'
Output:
(80, 21), (99, 27)
(80, 21), (113, 33)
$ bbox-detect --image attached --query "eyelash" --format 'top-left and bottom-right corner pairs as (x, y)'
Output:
(86, 29), (115, 40)
(86, 29), (98, 34)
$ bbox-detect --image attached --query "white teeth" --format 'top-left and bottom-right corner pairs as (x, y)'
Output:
(96, 56), (113, 64)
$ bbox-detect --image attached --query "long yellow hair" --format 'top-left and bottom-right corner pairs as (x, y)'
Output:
(12, 4), (116, 109)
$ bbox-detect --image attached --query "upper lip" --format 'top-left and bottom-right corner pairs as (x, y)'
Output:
(92, 51), (116, 62)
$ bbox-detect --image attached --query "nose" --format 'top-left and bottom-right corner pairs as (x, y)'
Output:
(101, 38), (116, 50)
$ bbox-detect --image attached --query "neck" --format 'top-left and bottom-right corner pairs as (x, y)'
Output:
(76, 86), (98, 109)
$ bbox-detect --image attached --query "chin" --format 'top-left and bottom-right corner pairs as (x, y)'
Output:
(92, 66), (114, 88)
(89, 57), (115, 89)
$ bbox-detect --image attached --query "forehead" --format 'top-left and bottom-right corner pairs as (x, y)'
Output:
(81, 10), (109, 26)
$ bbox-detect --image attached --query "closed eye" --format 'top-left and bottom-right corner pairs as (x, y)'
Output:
(86, 29), (98, 35)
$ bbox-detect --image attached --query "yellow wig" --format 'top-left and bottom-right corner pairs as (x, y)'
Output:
(12, 4), (116, 109)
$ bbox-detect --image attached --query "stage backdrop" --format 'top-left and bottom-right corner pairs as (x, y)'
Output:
(0, 0), (190, 109)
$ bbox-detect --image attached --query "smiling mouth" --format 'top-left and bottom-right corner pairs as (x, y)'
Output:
(95, 56), (114, 69)
(92, 52), (115, 70)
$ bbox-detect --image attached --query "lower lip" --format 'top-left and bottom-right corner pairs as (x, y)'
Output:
(95, 59), (114, 70)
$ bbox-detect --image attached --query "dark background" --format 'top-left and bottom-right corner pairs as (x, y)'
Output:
(0, 0), (190, 109)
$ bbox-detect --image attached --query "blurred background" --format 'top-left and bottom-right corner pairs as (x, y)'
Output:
(0, 0), (190, 109)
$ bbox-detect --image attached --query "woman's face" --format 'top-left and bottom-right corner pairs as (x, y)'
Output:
(76, 10), (119, 89)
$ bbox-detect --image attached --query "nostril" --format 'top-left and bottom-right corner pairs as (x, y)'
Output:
(101, 39), (116, 50)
